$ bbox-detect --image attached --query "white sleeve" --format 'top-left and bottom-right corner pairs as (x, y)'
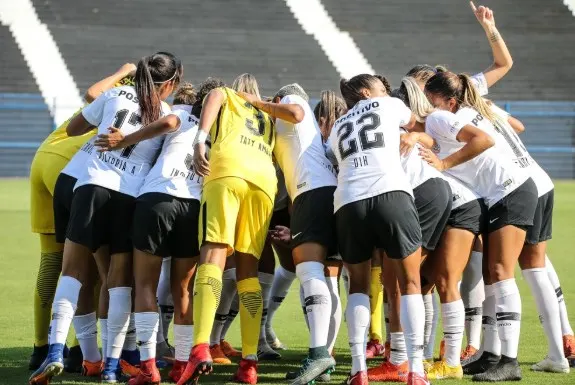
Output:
(425, 110), (465, 141)
(489, 103), (509, 119)
(81, 91), (109, 126)
(393, 97), (413, 127)
(471, 73), (488, 96)
(169, 109), (191, 131)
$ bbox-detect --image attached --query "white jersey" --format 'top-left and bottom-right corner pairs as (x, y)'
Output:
(488, 104), (554, 196)
(274, 165), (289, 211)
(328, 96), (413, 212)
(138, 108), (203, 200)
(471, 72), (488, 97)
(60, 136), (96, 179)
(274, 94), (337, 200)
(399, 128), (443, 189)
(75, 86), (168, 197)
(441, 173), (480, 210)
(425, 109), (528, 208)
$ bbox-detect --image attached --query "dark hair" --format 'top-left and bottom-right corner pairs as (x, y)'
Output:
(390, 86), (409, 107)
(191, 77), (226, 117)
(406, 64), (447, 85)
(135, 51), (183, 125)
(173, 82), (196, 106)
(313, 90), (347, 139)
(425, 71), (496, 122)
(339, 74), (392, 109)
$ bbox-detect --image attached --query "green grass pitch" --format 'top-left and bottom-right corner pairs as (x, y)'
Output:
(0, 178), (573, 384)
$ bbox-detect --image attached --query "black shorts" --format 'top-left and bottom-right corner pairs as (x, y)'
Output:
(413, 178), (452, 251)
(525, 189), (554, 245)
(132, 192), (200, 258)
(269, 206), (290, 229)
(447, 199), (485, 235)
(66, 184), (135, 254)
(486, 178), (538, 234)
(336, 190), (422, 263)
(290, 186), (337, 255)
(53, 173), (77, 243)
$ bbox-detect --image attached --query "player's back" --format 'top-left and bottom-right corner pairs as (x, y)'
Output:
(205, 87), (276, 200)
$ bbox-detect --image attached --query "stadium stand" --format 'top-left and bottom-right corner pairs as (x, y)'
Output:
(0, 25), (42, 93)
(30, 0), (340, 97)
(322, 0), (575, 100)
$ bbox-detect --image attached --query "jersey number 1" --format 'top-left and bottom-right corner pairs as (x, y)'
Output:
(112, 109), (141, 159)
(338, 112), (384, 159)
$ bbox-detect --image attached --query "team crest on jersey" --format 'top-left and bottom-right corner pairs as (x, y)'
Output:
(432, 142), (441, 153)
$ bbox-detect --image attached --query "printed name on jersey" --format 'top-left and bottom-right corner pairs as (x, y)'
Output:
(168, 167), (202, 184)
(334, 101), (380, 125)
(117, 90), (139, 104)
(239, 134), (272, 157)
(97, 151), (142, 175)
(80, 140), (95, 154)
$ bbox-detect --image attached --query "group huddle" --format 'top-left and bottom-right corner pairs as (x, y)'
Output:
(26, 3), (574, 385)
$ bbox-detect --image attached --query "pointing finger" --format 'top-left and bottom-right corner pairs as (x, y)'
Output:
(469, 1), (477, 12)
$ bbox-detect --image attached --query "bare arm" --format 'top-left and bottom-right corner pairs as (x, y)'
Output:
(400, 132), (436, 156)
(95, 115), (179, 151)
(66, 113), (94, 136)
(401, 114), (419, 132)
(84, 63), (136, 103)
(237, 91), (304, 123)
(471, 2), (513, 87)
(508, 115), (525, 134)
(193, 89), (226, 176)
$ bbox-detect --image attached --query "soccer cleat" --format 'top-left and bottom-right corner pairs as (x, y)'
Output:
(169, 360), (187, 383)
(289, 356), (336, 385)
(64, 345), (83, 373)
(102, 357), (130, 383)
(438, 339), (445, 361)
(232, 358), (258, 384)
(407, 372), (430, 385)
(426, 360), (463, 380)
(564, 335), (575, 358)
(29, 344), (65, 385)
(210, 344), (232, 364)
(365, 339), (385, 359)
(344, 371), (368, 385)
(367, 360), (408, 382)
(29, 345), (49, 371)
(157, 340), (175, 362)
(221, 339), (242, 357)
(531, 356), (570, 373)
(265, 327), (287, 350)
(423, 360), (433, 372)
(128, 358), (161, 385)
(257, 340), (281, 361)
(463, 351), (500, 375)
(472, 355), (521, 382)
(120, 349), (141, 377)
(462, 348), (483, 367)
(461, 345), (478, 361)
(286, 371), (331, 382)
(81, 360), (103, 377)
(176, 343), (213, 385)
(384, 341), (391, 361)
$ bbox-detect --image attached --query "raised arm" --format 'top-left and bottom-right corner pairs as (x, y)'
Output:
(471, 1), (513, 88)
(95, 114), (180, 151)
(237, 91), (304, 123)
(84, 63), (136, 103)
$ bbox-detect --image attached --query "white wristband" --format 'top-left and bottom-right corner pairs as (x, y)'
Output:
(193, 130), (209, 146)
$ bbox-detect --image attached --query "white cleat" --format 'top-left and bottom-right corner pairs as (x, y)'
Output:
(531, 356), (570, 373)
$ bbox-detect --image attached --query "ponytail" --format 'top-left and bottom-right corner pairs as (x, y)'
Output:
(459, 74), (498, 123)
(340, 74), (391, 109)
(314, 90), (347, 138)
(135, 57), (161, 125)
(401, 77), (434, 122)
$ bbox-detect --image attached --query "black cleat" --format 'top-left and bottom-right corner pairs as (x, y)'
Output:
(472, 355), (521, 382)
(29, 345), (49, 371)
(285, 370), (330, 382)
(64, 345), (83, 373)
(463, 351), (500, 375)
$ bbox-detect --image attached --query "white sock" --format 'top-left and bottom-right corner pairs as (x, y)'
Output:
(266, 266), (296, 331)
(390, 332), (407, 365)
(546, 255), (574, 336)
(522, 268), (564, 361)
(73, 312), (101, 362)
(326, 276), (342, 354)
(400, 294), (425, 376)
(493, 279), (521, 358)
(296, 261), (332, 349)
(442, 300), (465, 366)
(157, 257), (174, 341)
(124, 313), (137, 351)
(346, 293), (370, 375)
(482, 285), (501, 355)
(423, 294), (434, 359)
(210, 268), (237, 345)
(135, 312), (159, 361)
(50, 276), (81, 345)
(258, 272), (274, 345)
(384, 301), (391, 343)
(174, 324), (193, 362)
(99, 318), (108, 361)
(107, 287), (132, 359)
(462, 251), (484, 349)
(220, 293), (239, 341)
(424, 293), (440, 360)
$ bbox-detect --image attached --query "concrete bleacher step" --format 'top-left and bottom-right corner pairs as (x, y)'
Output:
(0, 25), (41, 93)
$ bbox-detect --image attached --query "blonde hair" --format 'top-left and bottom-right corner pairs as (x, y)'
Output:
(172, 82), (196, 106)
(314, 90), (347, 139)
(232, 73), (261, 100)
(401, 77), (434, 122)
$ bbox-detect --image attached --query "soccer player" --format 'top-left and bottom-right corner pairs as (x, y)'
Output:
(28, 63), (136, 372)
(29, 52), (181, 385)
(237, 83), (338, 384)
(423, 71), (539, 381)
(178, 74), (277, 385)
(328, 74), (426, 385)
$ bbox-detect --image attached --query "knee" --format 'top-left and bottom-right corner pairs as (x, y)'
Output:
(489, 262), (510, 282)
